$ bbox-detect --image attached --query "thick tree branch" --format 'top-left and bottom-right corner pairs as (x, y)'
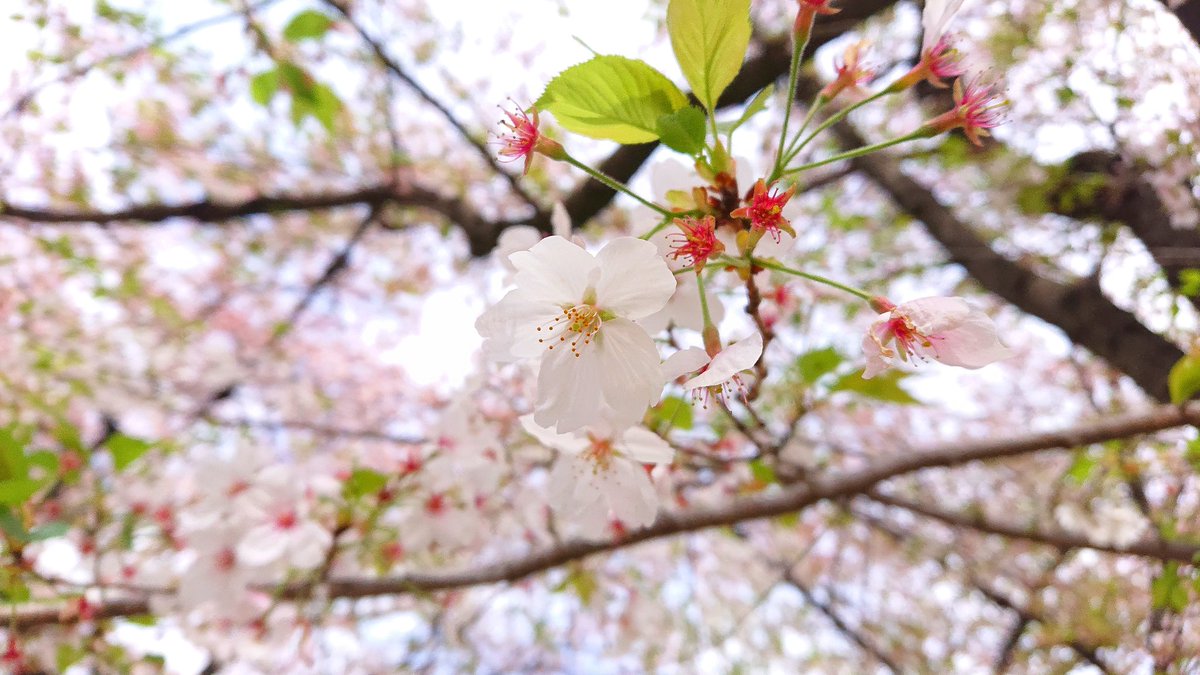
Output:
(12, 403), (1200, 630)
(832, 122), (1184, 401)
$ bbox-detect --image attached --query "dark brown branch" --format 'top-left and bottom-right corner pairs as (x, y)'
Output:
(831, 122), (1184, 402)
(12, 403), (1200, 630)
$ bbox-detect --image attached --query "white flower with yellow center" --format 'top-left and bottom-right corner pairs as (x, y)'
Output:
(477, 236), (676, 433)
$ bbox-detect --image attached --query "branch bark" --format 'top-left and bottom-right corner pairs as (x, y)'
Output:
(12, 403), (1200, 630)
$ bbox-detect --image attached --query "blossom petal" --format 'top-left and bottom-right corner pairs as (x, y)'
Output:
(475, 291), (559, 362)
(683, 332), (763, 389)
(510, 236), (598, 305)
(922, 0), (968, 50)
(593, 238), (676, 319)
(603, 458), (659, 530)
(930, 311), (1012, 368)
(861, 330), (892, 379)
(902, 296), (972, 334)
(618, 427), (675, 465)
(661, 347), (710, 381)
(534, 342), (607, 433)
(595, 318), (667, 430)
(519, 415), (590, 454)
(550, 202), (572, 238)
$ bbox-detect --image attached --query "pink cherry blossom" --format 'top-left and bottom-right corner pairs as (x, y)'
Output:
(521, 416), (673, 539)
(476, 236), (676, 433)
(862, 296), (1011, 378)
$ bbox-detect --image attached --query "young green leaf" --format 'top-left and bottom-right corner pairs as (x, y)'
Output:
(283, 10), (334, 42)
(655, 106), (707, 155)
(721, 84), (774, 138)
(536, 55), (688, 144)
(831, 370), (920, 405)
(1168, 352), (1200, 404)
(250, 69), (280, 106)
(105, 434), (153, 472)
(666, 0), (751, 111)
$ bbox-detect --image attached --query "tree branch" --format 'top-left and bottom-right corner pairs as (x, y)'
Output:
(12, 403), (1200, 630)
(831, 121), (1184, 401)
(866, 491), (1198, 563)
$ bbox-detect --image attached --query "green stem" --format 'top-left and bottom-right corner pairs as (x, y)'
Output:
(719, 255), (873, 303)
(782, 89), (889, 167)
(696, 271), (714, 329)
(780, 130), (924, 177)
(770, 26), (812, 180)
(639, 213), (676, 241)
(564, 154), (673, 217)
(772, 98), (824, 181)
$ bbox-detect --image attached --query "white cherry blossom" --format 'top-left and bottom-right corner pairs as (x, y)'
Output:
(862, 296), (1010, 378)
(662, 332), (764, 405)
(922, 0), (969, 51)
(476, 236), (676, 433)
(521, 416), (673, 538)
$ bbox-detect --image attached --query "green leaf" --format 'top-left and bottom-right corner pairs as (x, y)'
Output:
(56, 644), (86, 672)
(1151, 562), (1189, 612)
(105, 434), (153, 472)
(123, 614), (158, 626)
(794, 347), (843, 384)
(343, 468), (388, 499)
(831, 370), (920, 405)
(0, 479), (40, 505)
(536, 55), (688, 143)
(749, 459), (776, 485)
(0, 507), (25, 540)
(722, 83), (773, 137)
(1065, 451), (1099, 483)
(1179, 269), (1200, 297)
(1168, 352), (1200, 404)
(652, 396), (695, 431)
(26, 521), (68, 542)
(553, 566), (598, 606)
(655, 106), (706, 155)
(282, 10), (333, 42)
(666, 0), (751, 111)
(250, 69), (280, 106)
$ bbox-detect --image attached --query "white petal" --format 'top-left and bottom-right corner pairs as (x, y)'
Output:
(861, 331), (891, 379)
(496, 226), (542, 270)
(534, 341), (608, 433)
(901, 296), (972, 335)
(510, 236), (597, 305)
(519, 415), (590, 454)
(603, 458), (659, 530)
(922, 0), (968, 50)
(661, 347), (710, 381)
(593, 238), (677, 319)
(684, 333), (763, 389)
(475, 291), (559, 362)
(640, 275), (726, 334)
(236, 527), (287, 567)
(551, 202), (572, 238)
(595, 318), (668, 430)
(930, 310), (1012, 369)
(617, 427), (675, 465)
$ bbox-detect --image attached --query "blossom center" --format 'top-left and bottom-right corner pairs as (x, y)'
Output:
(878, 314), (938, 362)
(537, 302), (605, 358)
(583, 436), (615, 472)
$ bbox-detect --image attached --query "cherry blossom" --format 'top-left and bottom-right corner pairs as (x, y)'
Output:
(476, 236), (676, 432)
(496, 106), (565, 174)
(862, 297), (1011, 378)
(923, 78), (1007, 146)
(731, 179), (797, 243)
(521, 416), (673, 538)
(233, 466), (333, 570)
(662, 332), (764, 406)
